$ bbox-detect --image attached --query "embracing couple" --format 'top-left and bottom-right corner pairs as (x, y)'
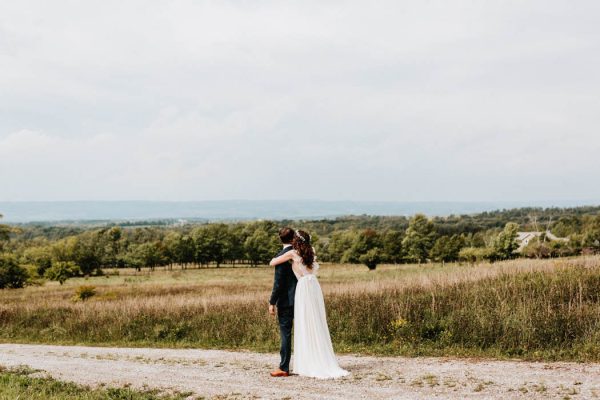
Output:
(268, 227), (349, 379)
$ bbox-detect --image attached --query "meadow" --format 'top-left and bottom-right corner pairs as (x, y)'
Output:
(1, 256), (600, 361)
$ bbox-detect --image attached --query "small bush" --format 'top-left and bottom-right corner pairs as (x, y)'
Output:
(359, 248), (381, 270)
(22, 264), (46, 286)
(458, 247), (495, 264)
(0, 254), (28, 289)
(72, 285), (96, 302)
(44, 261), (81, 285)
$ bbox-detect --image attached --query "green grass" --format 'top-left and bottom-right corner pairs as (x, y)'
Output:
(1, 257), (600, 361)
(0, 366), (197, 400)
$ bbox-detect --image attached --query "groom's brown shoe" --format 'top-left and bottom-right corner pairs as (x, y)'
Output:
(270, 369), (290, 377)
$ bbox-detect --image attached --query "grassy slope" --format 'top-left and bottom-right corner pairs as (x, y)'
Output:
(1, 257), (600, 361)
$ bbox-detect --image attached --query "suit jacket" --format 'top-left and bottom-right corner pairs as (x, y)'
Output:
(269, 245), (297, 307)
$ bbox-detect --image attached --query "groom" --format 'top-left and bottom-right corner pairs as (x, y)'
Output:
(268, 227), (297, 377)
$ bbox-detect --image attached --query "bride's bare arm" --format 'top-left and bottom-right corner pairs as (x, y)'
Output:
(269, 251), (294, 266)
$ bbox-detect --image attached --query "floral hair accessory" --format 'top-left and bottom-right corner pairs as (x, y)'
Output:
(295, 230), (305, 241)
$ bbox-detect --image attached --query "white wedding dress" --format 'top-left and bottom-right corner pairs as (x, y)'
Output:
(290, 251), (349, 379)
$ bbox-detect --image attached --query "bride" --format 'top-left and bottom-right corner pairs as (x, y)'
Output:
(269, 230), (349, 379)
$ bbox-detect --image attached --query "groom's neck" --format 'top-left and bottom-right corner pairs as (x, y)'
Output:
(282, 243), (292, 248)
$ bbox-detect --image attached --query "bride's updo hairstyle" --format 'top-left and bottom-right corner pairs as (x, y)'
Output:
(292, 230), (315, 268)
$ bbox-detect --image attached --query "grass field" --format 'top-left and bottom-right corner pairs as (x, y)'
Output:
(1, 257), (600, 361)
(0, 366), (194, 400)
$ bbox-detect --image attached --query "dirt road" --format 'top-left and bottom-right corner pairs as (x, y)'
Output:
(1, 344), (599, 399)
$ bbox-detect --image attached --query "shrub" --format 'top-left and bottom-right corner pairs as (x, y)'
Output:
(22, 264), (46, 286)
(458, 247), (494, 264)
(0, 254), (28, 289)
(522, 238), (551, 259)
(72, 285), (96, 302)
(359, 248), (381, 270)
(492, 222), (519, 260)
(44, 261), (81, 285)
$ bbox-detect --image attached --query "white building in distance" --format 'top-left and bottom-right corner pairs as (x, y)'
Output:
(516, 231), (568, 252)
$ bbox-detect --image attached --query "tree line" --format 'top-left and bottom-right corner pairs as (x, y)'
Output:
(1, 206), (600, 288)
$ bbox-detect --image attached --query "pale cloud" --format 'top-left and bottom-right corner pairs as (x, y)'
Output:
(1, 0), (599, 202)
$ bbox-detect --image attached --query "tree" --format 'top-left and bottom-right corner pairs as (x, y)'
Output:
(0, 254), (28, 289)
(22, 245), (53, 277)
(164, 232), (195, 269)
(521, 237), (551, 259)
(244, 228), (277, 266)
(226, 225), (246, 265)
(51, 234), (103, 275)
(430, 235), (465, 264)
(492, 222), (520, 260)
(203, 224), (233, 267)
(381, 230), (404, 264)
(458, 247), (495, 264)
(548, 240), (578, 257)
(344, 229), (382, 265)
(551, 216), (582, 238)
(192, 226), (212, 267)
(359, 248), (381, 270)
(0, 213), (11, 252)
(99, 227), (123, 268)
(328, 230), (359, 263)
(44, 261), (81, 285)
(582, 215), (600, 253)
(123, 246), (143, 271)
(128, 242), (167, 271)
(51, 237), (77, 263)
(402, 214), (436, 263)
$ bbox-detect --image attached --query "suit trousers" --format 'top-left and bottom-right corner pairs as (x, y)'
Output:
(277, 305), (294, 372)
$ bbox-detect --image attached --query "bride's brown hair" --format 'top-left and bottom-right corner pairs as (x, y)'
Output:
(292, 230), (315, 268)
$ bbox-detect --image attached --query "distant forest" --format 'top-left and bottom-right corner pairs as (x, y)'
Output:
(1, 205), (600, 287)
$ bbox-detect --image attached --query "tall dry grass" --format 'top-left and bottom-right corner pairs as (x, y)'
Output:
(1, 257), (600, 360)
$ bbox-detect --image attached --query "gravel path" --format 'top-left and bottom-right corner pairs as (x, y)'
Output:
(1, 344), (599, 399)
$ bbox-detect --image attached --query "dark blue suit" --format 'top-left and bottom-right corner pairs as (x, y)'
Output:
(269, 245), (297, 372)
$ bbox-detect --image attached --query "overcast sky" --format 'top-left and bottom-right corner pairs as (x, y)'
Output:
(1, 1), (599, 202)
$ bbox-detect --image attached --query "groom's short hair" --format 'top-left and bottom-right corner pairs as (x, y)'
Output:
(279, 227), (295, 244)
